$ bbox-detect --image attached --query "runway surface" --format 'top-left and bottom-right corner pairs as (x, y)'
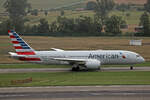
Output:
(0, 85), (150, 100)
(0, 67), (150, 73)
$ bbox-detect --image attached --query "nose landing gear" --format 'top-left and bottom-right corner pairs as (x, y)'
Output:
(130, 66), (133, 70)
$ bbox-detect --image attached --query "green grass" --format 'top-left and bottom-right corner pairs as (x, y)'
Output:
(29, 0), (83, 9)
(0, 0), (6, 12)
(110, 10), (144, 25)
(104, 62), (150, 67)
(0, 64), (70, 69)
(0, 71), (150, 87)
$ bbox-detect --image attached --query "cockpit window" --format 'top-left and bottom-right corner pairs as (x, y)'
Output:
(136, 55), (140, 57)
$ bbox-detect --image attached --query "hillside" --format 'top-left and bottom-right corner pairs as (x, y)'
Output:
(0, 0), (84, 12)
(88, 0), (147, 5)
(114, 0), (147, 4)
(29, 0), (147, 9)
(28, 0), (84, 9)
(0, 0), (147, 12)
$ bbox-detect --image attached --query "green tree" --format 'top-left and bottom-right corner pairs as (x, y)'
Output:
(38, 18), (49, 33)
(93, 15), (103, 33)
(75, 16), (93, 33)
(4, 0), (30, 32)
(116, 4), (130, 11)
(86, 1), (97, 10)
(75, 16), (102, 34)
(44, 10), (48, 16)
(31, 9), (39, 16)
(49, 21), (58, 33)
(60, 10), (65, 16)
(0, 19), (13, 35)
(95, 0), (115, 25)
(140, 12), (150, 36)
(144, 0), (150, 13)
(105, 15), (125, 35)
(57, 16), (75, 33)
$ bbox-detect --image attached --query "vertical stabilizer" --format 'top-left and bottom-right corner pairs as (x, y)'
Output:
(8, 30), (35, 55)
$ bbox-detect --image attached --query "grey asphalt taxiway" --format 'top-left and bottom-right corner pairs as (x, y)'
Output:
(0, 85), (150, 100)
(0, 67), (150, 73)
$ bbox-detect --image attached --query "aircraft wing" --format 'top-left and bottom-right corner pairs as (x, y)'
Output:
(53, 58), (87, 64)
(51, 48), (64, 51)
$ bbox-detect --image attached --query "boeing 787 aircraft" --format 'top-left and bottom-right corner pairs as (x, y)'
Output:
(8, 30), (145, 71)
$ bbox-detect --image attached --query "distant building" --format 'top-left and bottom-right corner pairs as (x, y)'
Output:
(135, 26), (143, 32)
(75, 8), (84, 11)
(130, 40), (142, 46)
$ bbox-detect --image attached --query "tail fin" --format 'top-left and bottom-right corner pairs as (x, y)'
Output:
(8, 30), (35, 55)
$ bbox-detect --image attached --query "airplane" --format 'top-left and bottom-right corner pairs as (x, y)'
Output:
(8, 30), (145, 71)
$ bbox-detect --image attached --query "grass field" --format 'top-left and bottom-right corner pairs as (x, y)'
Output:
(0, 71), (150, 87)
(114, 0), (147, 4)
(0, 64), (70, 69)
(110, 11), (144, 25)
(90, 0), (147, 5)
(0, 36), (150, 64)
(28, 0), (84, 9)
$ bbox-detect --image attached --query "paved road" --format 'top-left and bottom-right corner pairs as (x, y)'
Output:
(0, 67), (150, 73)
(0, 86), (150, 100)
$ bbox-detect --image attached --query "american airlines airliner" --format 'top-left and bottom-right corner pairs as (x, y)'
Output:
(8, 30), (145, 71)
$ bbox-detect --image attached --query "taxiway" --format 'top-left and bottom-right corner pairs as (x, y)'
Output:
(0, 67), (150, 73)
(0, 85), (150, 100)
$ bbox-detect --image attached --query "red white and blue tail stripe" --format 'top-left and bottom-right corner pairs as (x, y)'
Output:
(8, 30), (41, 62)
(8, 30), (35, 55)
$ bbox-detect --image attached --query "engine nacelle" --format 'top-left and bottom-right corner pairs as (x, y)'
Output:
(85, 59), (101, 70)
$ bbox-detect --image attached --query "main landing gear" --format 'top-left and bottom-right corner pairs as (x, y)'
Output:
(71, 64), (81, 71)
(72, 67), (80, 71)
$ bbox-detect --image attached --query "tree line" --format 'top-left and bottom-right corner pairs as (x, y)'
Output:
(0, 0), (150, 36)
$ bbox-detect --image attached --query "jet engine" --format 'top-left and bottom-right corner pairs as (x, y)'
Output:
(85, 59), (101, 70)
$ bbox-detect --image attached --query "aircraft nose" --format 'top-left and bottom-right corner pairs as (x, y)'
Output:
(141, 57), (145, 62)
(139, 56), (145, 63)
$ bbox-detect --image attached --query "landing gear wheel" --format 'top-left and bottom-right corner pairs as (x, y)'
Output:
(72, 67), (76, 71)
(72, 64), (80, 71)
(72, 66), (80, 71)
(130, 66), (133, 70)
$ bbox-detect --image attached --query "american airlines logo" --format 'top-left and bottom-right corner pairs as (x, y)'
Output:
(88, 54), (119, 59)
